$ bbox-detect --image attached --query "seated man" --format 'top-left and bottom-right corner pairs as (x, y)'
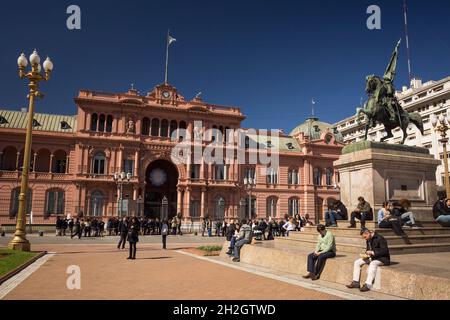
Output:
(348, 197), (373, 229)
(393, 199), (420, 229)
(226, 222), (240, 255)
(324, 205), (338, 227)
(433, 197), (450, 227)
(232, 220), (253, 262)
(346, 228), (390, 292)
(303, 224), (336, 280)
(377, 201), (405, 237)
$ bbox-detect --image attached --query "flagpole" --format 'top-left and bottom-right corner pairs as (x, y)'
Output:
(164, 30), (170, 84)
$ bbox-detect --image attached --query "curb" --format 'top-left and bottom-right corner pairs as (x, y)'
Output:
(0, 251), (48, 285)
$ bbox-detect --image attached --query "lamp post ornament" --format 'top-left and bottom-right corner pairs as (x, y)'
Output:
(9, 50), (53, 251)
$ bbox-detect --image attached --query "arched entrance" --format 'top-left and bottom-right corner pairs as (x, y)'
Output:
(144, 159), (179, 219)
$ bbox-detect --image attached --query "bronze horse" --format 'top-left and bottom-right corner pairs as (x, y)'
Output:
(356, 75), (423, 144)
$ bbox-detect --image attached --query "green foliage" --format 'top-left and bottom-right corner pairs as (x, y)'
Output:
(0, 248), (38, 277)
(196, 245), (222, 252)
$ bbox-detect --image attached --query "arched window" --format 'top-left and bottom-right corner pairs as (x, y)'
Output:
(288, 198), (299, 216)
(266, 167), (278, 184)
(214, 196), (225, 220)
(244, 166), (256, 181)
(266, 197), (277, 218)
(89, 191), (104, 217)
(92, 152), (106, 175)
(52, 150), (67, 173)
(169, 120), (178, 139)
(98, 114), (106, 132)
(142, 117), (150, 136)
(190, 200), (200, 218)
(313, 168), (322, 186)
(10, 188), (32, 218)
(106, 115), (113, 133)
(178, 121), (187, 141)
(326, 168), (334, 186)
(160, 119), (169, 137)
(45, 189), (65, 216)
(35, 149), (51, 172)
(288, 169), (299, 185)
(1, 146), (18, 171)
(90, 113), (98, 131)
(151, 118), (160, 137)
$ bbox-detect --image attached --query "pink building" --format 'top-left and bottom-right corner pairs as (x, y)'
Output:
(0, 82), (344, 226)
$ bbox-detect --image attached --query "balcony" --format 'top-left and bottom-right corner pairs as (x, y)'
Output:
(0, 170), (72, 181)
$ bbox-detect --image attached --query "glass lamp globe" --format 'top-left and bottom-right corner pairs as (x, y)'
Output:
(126, 172), (132, 180)
(430, 114), (438, 127)
(43, 57), (53, 72)
(243, 177), (248, 185)
(439, 114), (445, 124)
(120, 172), (126, 180)
(114, 172), (119, 180)
(29, 50), (40, 66)
(37, 64), (42, 73)
(17, 53), (28, 68)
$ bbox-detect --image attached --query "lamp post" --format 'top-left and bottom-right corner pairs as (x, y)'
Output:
(431, 113), (450, 197)
(243, 177), (256, 220)
(114, 172), (131, 217)
(8, 50), (53, 252)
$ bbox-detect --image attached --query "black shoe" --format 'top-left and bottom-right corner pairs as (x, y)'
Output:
(302, 273), (313, 279)
(132, 257), (136, 260)
(346, 281), (360, 289)
(360, 284), (371, 292)
(347, 225), (356, 229)
(127, 257), (132, 260)
(226, 250), (233, 256)
(311, 274), (319, 281)
(232, 258), (240, 262)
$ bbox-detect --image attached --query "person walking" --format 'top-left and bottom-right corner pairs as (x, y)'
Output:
(127, 217), (140, 260)
(117, 217), (128, 250)
(71, 218), (82, 239)
(161, 220), (169, 249)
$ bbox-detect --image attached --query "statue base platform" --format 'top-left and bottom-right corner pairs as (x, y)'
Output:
(334, 141), (440, 219)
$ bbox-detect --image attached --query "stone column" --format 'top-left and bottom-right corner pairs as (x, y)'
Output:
(134, 149), (139, 176)
(185, 188), (191, 218)
(118, 147), (123, 172)
(177, 188), (183, 214)
(200, 187), (206, 218)
(49, 154), (54, 173)
(65, 154), (70, 174)
(32, 153), (37, 172)
(15, 152), (20, 171)
(86, 113), (91, 131)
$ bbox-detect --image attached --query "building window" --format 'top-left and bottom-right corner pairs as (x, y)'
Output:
(266, 167), (278, 184)
(160, 119), (169, 138)
(191, 164), (200, 180)
(151, 118), (160, 137)
(90, 113), (98, 131)
(10, 188), (32, 218)
(89, 191), (104, 217)
(326, 168), (334, 186)
(288, 198), (299, 216)
(245, 167), (256, 181)
(92, 153), (106, 175)
(190, 200), (200, 218)
(106, 115), (113, 133)
(45, 189), (65, 216)
(266, 197), (277, 218)
(123, 159), (134, 175)
(98, 114), (105, 132)
(214, 164), (226, 181)
(214, 197), (225, 220)
(288, 169), (299, 185)
(313, 168), (322, 186)
(142, 117), (150, 136)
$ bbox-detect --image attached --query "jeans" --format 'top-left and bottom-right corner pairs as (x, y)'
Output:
(353, 258), (384, 287)
(307, 251), (336, 276)
(401, 212), (416, 225)
(233, 239), (251, 259)
(325, 211), (345, 226)
(436, 215), (450, 227)
(118, 233), (127, 249)
(379, 220), (405, 236)
(350, 211), (373, 227)
(129, 242), (137, 258)
(228, 237), (236, 252)
(162, 235), (167, 249)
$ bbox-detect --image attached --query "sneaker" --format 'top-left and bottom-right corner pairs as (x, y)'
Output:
(302, 273), (313, 279)
(232, 258), (240, 262)
(346, 281), (360, 289)
(360, 284), (371, 292)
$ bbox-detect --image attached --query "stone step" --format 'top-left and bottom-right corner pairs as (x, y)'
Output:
(275, 237), (450, 255)
(220, 241), (450, 299)
(301, 226), (450, 237)
(317, 220), (441, 229)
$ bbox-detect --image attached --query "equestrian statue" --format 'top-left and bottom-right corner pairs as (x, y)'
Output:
(356, 39), (423, 144)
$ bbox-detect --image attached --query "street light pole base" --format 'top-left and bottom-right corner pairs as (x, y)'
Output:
(8, 237), (31, 252)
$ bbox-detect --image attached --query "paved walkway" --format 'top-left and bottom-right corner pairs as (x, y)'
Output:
(1, 242), (341, 300)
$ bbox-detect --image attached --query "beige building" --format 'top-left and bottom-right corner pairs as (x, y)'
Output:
(334, 76), (450, 189)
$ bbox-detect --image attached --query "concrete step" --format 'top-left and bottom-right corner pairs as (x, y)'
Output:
(318, 220), (442, 229)
(301, 226), (450, 237)
(220, 241), (450, 299)
(275, 237), (450, 255)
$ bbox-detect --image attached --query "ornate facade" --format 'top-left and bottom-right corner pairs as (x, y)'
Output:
(0, 82), (344, 225)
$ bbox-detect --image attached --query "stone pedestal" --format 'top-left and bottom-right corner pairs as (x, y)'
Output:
(334, 141), (440, 220)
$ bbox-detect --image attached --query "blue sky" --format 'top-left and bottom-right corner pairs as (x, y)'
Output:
(1, 0), (450, 132)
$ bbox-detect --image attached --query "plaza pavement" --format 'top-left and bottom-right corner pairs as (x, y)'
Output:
(0, 235), (343, 300)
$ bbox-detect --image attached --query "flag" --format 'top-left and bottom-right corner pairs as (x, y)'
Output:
(168, 34), (176, 45)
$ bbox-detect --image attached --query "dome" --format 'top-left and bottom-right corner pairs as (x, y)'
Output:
(289, 117), (343, 142)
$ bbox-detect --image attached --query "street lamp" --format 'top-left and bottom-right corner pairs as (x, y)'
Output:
(243, 177), (256, 220)
(8, 50), (53, 252)
(114, 171), (132, 217)
(431, 112), (450, 197)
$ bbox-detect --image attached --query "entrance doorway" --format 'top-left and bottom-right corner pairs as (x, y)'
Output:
(144, 159), (179, 219)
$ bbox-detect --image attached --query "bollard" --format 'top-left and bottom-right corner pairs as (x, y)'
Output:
(39, 230), (44, 237)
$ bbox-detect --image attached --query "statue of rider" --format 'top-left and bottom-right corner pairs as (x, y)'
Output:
(373, 39), (402, 123)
